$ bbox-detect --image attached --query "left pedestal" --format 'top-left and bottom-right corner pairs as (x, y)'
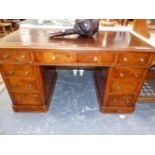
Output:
(0, 64), (57, 112)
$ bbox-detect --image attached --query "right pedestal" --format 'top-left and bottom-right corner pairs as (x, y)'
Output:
(94, 66), (149, 113)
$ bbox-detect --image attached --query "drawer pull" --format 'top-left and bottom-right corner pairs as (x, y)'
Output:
(52, 56), (56, 60)
(93, 57), (98, 62)
(3, 54), (9, 59)
(126, 99), (130, 104)
(113, 99), (117, 104)
(24, 71), (29, 75)
(130, 85), (135, 91)
(139, 57), (144, 62)
(20, 55), (26, 59)
(119, 73), (124, 77)
(6, 71), (14, 76)
(134, 73), (141, 78)
(13, 84), (18, 88)
(28, 84), (32, 89)
(123, 57), (128, 62)
(116, 85), (121, 90)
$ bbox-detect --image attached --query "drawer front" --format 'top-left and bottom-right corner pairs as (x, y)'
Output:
(78, 53), (115, 65)
(34, 51), (76, 64)
(107, 94), (135, 107)
(12, 93), (42, 106)
(111, 80), (140, 93)
(7, 78), (38, 92)
(117, 53), (151, 65)
(15, 52), (31, 62)
(2, 64), (34, 78)
(112, 67), (146, 79)
(0, 51), (31, 62)
(0, 51), (13, 61)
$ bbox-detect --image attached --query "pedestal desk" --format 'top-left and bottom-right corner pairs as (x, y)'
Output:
(0, 28), (155, 113)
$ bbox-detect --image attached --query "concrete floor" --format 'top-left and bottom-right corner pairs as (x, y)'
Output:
(1, 70), (155, 135)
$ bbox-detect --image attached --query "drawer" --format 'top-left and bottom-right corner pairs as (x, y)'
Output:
(107, 94), (135, 107)
(77, 53), (115, 65)
(0, 50), (31, 62)
(2, 64), (35, 78)
(112, 67), (146, 79)
(34, 51), (76, 64)
(110, 80), (140, 93)
(0, 51), (13, 61)
(12, 93), (42, 106)
(117, 53), (151, 65)
(7, 78), (38, 92)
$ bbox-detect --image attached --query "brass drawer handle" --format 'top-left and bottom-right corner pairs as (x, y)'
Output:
(116, 85), (121, 90)
(13, 84), (18, 88)
(130, 85), (135, 91)
(52, 56), (56, 60)
(28, 84), (32, 89)
(139, 57), (144, 62)
(134, 73), (141, 78)
(119, 73), (124, 77)
(93, 57), (98, 62)
(113, 99), (117, 104)
(24, 71), (29, 75)
(3, 54), (9, 59)
(123, 57), (128, 62)
(126, 99), (130, 104)
(6, 71), (14, 76)
(20, 54), (26, 59)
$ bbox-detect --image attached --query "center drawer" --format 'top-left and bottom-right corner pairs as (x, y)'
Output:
(77, 52), (115, 65)
(34, 51), (77, 64)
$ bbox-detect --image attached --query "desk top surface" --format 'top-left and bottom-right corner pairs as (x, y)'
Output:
(0, 28), (154, 51)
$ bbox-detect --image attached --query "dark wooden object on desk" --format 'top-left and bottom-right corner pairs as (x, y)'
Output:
(0, 28), (155, 114)
(49, 19), (99, 38)
(0, 20), (13, 37)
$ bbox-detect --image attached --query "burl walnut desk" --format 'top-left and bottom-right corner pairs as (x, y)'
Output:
(0, 28), (155, 114)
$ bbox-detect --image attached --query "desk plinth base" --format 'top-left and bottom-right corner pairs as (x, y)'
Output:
(99, 107), (135, 114)
(94, 71), (135, 114)
(12, 105), (49, 112)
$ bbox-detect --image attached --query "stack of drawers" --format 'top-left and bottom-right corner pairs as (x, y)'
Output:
(105, 52), (151, 109)
(107, 67), (147, 107)
(0, 50), (42, 107)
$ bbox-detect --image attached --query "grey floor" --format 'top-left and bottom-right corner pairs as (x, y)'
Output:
(1, 70), (155, 135)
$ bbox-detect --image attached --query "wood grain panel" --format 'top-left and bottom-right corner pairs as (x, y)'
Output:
(117, 53), (151, 65)
(2, 64), (34, 78)
(77, 52), (115, 65)
(34, 51), (77, 64)
(107, 94), (136, 107)
(112, 67), (146, 79)
(111, 79), (140, 93)
(12, 93), (42, 106)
